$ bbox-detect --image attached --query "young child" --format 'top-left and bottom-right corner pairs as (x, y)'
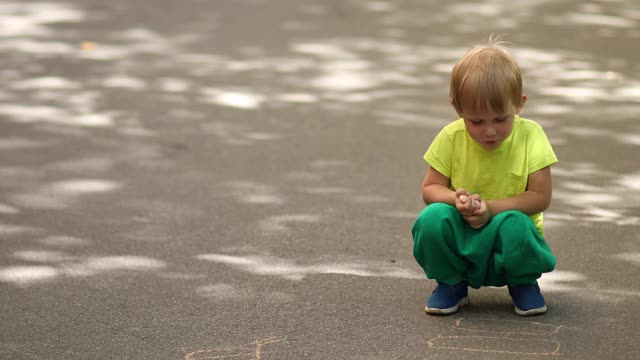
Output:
(411, 40), (557, 316)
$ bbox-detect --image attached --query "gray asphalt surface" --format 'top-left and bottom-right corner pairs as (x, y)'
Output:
(1, 1), (640, 359)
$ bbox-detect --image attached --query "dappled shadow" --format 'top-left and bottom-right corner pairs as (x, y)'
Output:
(196, 253), (422, 281)
(1, 1), (640, 358)
(0, 254), (166, 287)
(0, 0), (638, 295)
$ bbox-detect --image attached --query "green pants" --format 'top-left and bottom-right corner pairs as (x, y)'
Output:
(411, 203), (556, 289)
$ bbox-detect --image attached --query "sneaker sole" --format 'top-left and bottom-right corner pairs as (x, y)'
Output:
(514, 305), (547, 316)
(425, 296), (469, 315)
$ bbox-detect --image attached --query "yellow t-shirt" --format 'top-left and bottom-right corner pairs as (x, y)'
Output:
(424, 115), (558, 235)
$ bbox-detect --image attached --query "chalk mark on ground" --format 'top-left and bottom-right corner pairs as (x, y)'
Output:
(426, 318), (562, 356)
(184, 336), (285, 360)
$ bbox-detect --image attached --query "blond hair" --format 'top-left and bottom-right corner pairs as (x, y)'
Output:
(449, 39), (523, 115)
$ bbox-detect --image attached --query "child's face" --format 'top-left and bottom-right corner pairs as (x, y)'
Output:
(459, 102), (522, 150)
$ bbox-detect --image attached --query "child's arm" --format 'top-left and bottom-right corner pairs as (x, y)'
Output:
(487, 166), (553, 216)
(421, 167), (455, 205)
(464, 166), (553, 228)
(421, 167), (476, 216)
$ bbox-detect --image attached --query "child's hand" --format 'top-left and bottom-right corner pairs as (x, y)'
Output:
(455, 189), (478, 217)
(463, 194), (490, 229)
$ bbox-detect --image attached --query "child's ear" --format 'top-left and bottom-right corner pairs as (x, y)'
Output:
(516, 95), (527, 114)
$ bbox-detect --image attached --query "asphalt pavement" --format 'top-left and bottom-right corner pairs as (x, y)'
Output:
(1, 1), (640, 359)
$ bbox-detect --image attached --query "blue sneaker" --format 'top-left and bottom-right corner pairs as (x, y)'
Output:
(425, 281), (469, 315)
(508, 282), (547, 316)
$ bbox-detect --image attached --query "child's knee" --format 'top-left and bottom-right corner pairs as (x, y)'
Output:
(412, 203), (459, 244)
(495, 210), (538, 241)
(413, 203), (457, 232)
(494, 210), (531, 227)
(494, 210), (549, 254)
(412, 203), (461, 266)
